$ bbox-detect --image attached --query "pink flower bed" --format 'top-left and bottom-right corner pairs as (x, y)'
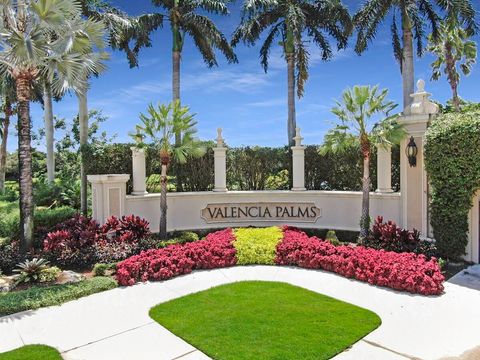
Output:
(276, 227), (444, 295)
(116, 228), (236, 286)
(116, 227), (444, 295)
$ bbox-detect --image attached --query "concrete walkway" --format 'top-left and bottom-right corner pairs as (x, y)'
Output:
(1, 265), (479, 360)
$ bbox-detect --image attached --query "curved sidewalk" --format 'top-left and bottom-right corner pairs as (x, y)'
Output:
(1, 265), (479, 360)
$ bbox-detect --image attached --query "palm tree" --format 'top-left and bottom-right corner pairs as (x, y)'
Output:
(66, 19), (108, 216)
(320, 85), (405, 238)
(77, 0), (163, 213)
(0, 0), (104, 252)
(80, 0), (163, 68)
(136, 100), (205, 239)
(0, 77), (15, 194)
(150, 0), (237, 106)
(427, 19), (477, 112)
(354, 0), (477, 110)
(43, 19), (107, 185)
(232, 0), (351, 148)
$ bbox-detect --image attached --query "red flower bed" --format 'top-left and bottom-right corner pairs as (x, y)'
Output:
(275, 228), (444, 295)
(116, 228), (236, 286)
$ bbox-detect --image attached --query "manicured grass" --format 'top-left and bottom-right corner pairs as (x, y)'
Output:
(0, 277), (117, 317)
(0, 345), (62, 360)
(150, 281), (381, 360)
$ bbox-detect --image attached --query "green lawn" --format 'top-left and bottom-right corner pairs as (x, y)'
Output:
(0, 345), (62, 360)
(0, 277), (117, 317)
(150, 281), (381, 360)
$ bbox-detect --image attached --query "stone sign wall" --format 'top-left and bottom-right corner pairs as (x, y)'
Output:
(201, 202), (321, 223)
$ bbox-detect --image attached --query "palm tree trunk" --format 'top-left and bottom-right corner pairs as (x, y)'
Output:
(402, 13), (415, 111)
(172, 50), (180, 105)
(16, 75), (34, 253)
(286, 52), (296, 189)
(360, 137), (371, 239)
(286, 53), (296, 147)
(44, 83), (55, 183)
(159, 164), (168, 239)
(445, 43), (460, 111)
(172, 49), (184, 192)
(0, 99), (10, 194)
(78, 87), (89, 215)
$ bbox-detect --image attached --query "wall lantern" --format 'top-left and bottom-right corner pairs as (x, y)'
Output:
(406, 136), (418, 167)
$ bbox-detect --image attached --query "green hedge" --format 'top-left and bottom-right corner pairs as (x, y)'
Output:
(0, 205), (76, 245)
(82, 143), (400, 193)
(425, 110), (480, 260)
(0, 277), (117, 316)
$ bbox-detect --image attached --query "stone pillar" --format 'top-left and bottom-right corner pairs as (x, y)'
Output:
(398, 80), (439, 234)
(291, 127), (306, 191)
(87, 174), (130, 224)
(213, 128), (227, 192)
(131, 147), (148, 196)
(376, 145), (393, 193)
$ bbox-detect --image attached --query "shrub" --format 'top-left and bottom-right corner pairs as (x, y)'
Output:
(116, 228), (236, 286)
(0, 205), (76, 245)
(424, 110), (480, 260)
(325, 230), (341, 246)
(276, 228), (444, 295)
(0, 241), (24, 274)
(102, 215), (150, 244)
(363, 216), (437, 257)
(93, 241), (138, 264)
(93, 263), (117, 277)
(0, 277), (117, 316)
(233, 227), (283, 265)
(43, 214), (151, 268)
(158, 231), (200, 248)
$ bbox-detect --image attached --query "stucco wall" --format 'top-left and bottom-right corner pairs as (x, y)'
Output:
(125, 190), (402, 232)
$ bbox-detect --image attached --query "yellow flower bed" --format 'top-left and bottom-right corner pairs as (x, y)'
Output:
(233, 227), (283, 265)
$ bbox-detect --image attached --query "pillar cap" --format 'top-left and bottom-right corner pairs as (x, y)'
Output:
(87, 174), (130, 184)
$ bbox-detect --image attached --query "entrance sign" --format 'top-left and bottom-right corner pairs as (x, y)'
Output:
(201, 202), (321, 223)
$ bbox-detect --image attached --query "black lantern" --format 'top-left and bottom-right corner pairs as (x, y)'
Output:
(406, 136), (418, 167)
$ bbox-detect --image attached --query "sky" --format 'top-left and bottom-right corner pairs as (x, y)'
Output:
(9, 0), (480, 151)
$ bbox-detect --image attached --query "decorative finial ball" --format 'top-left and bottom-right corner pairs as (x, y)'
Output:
(417, 79), (425, 92)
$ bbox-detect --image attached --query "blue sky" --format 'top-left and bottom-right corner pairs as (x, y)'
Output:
(13, 0), (480, 151)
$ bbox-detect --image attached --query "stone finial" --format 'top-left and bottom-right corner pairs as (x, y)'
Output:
(216, 128), (225, 147)
(293, 127), (303, 147)
(416, 79), (425, 93)
(409, 79), (439, 115)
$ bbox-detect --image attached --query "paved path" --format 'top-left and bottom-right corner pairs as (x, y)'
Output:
(1, 265), (479, 360)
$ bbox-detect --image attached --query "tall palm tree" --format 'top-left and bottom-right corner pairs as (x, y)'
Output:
(427, 19), (477, 111)
(76, 0), (162, 212)
(232, 0), (351, 148)
(0, 0), (104, 252)
(43, 18), (107, 185)
(0, 77), (15, 194)
(151, 0), (237, 106)
(136, 100), (205, 239)
(354, 0), (477, 111)
(320, 85), (405, 238)
(80, 0), (163, 68)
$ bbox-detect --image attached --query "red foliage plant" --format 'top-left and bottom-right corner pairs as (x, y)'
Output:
(44, 215), (101, 251)
(116, 228), (237, 286)
(276, 228), (444, 295)
(101, 215), (151, 244)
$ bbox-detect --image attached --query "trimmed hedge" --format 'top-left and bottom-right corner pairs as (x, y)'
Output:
(82, 143), (400, 193)
(0, 277), (117, 316)
(425, 111), (480, 260)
